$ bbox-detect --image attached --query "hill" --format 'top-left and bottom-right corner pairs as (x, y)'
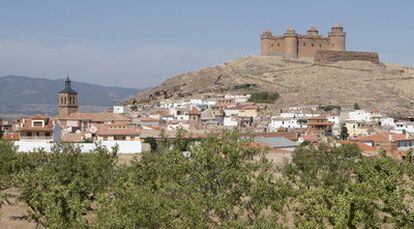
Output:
(126, 56), (414, 117)
(0, 75), (141, 115)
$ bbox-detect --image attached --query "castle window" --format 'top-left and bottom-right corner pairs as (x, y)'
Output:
(320, 44), (322, 47)
(311, 44), (314, 47)
(64, 97), (67, 105)
(271, 44), (273, 47)
(303, 43), (306, 46)
(277, 43), (279, 47)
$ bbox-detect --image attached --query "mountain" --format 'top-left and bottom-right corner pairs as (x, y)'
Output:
(0, 75), (142, 115)
(126, 56), (414, 118)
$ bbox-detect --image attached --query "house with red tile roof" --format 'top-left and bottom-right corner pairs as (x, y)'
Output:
(349, 132), (414, 159)
(96, 123), (141, 141)
(19, 115), (56, 142)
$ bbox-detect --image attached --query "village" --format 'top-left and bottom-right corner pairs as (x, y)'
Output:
(0, 77), (413, 162)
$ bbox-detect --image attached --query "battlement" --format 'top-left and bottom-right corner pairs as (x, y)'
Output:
(260, 24), (346, 58)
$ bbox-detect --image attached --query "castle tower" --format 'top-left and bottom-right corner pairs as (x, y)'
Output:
(284, 27), (298, 58)
(58, 77), (78, 117)
(260, 30), (273, 55)
(328, 24), (346, 51)
(307, 26), (319, 36)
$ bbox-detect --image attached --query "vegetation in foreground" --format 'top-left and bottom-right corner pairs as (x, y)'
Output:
(0, 131), (414, 228)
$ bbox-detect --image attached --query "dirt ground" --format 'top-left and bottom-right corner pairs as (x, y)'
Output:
(0, 152), (291, 228)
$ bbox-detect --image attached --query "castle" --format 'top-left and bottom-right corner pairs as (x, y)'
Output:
(260, 24), (346, 58)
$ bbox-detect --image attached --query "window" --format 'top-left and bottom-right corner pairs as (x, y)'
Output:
(45, 133), (50, 137)
(311, 44), (314, 47)
(64, 97), (67, 104)
(277, 43), (280, 47)
(319, 44), (322, 47)
(33, 121), (43, 127)
(103, 137), (108, 141)
(27, 132), (32, 137)
(303, 43), (306, 46)
(271, 44), (273, 47)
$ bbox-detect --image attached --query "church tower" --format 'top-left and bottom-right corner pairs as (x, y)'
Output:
(58, 77), (78, 117)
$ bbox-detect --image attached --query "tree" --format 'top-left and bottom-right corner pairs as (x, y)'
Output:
(16, 144), (118, 228)
(340, 124), (349, 140)
(248, 91), (279, 104)
(144, 137), (158, 152)
(95, 131), (289, 227)
(353, 102), (361, 110)
(284, 144), (414, 228)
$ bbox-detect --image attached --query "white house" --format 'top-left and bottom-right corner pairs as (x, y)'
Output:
(347, 110), (372, 122)
(394, 121), (414, 134)
(268, 117), (306, 131)
(223, 115), (238, 127)
(380, 117), (396, 128)
(113, 106), (125, 114)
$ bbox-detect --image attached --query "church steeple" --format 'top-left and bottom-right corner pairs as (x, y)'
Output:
(58, 76), (79, 117)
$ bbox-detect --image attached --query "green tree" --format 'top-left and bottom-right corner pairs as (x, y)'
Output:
(284, 144), (414, 228)
(248, 91), (279, 103)
(353, 102), (361, 110)
(144, 136), (158, 152)
(95, 131), (288, 227)
(340, 124), (349, 140)
(16, 144), (118, 228)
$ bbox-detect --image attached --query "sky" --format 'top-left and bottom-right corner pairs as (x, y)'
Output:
(0, 0), (413, 88)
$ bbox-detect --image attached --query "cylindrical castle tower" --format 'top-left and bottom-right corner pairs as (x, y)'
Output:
(328, 24), (346, 51)
(283, 27), (298, 58)
(260, 30), (272, 55)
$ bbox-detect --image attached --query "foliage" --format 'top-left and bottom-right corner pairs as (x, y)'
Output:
(354, 102), (361, 110)
(82, 138), (93, 143)
(340, 124), (349, 140)
(16, 144), (118, 228)
(284, 144), (414, 228)
(95, 131), (289, 227)
(319, 104), (341, 112)
(248, 91), (279, 104)
(144, 136), (158, 152)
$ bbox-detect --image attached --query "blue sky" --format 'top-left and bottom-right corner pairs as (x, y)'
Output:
(0, 0), (412, 88)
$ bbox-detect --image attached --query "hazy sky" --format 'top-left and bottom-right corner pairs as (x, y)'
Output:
(0, 1), (413, 88)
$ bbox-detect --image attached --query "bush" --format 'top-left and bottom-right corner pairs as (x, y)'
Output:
(248, 91), (279, 103)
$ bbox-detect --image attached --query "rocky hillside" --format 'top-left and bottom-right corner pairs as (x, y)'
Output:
(126, 56), (414, 117)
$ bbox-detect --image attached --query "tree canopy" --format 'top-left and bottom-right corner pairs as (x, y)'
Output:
(0, 133), (414, 227)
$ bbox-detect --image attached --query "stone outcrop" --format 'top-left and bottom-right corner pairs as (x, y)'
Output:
(315, 50), (380, 64)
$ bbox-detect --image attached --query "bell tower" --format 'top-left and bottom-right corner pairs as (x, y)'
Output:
(58, 77), (78, 117)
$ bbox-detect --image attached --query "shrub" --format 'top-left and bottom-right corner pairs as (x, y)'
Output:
(248, 91), (279, 103)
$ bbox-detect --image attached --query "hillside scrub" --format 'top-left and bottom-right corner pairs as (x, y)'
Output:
(0, 134), (414, 227)
(248, 91), (279, 104)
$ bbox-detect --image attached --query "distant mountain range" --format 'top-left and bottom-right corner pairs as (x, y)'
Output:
(0, 75), (142, 115)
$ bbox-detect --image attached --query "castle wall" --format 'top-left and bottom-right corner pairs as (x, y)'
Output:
(297, 37), (329, 58)
(314, 50), (380, 64)
(260, 25), (346, 58)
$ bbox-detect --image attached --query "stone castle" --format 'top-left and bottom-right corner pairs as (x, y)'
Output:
(260, 24), (380, 64)
(260, 24), (346, 58)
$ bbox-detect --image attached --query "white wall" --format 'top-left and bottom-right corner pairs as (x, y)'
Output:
(14, 140), (142, 154)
